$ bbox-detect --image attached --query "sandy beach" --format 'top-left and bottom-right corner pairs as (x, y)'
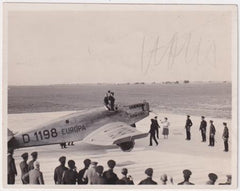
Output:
(7, 110), (234, 187)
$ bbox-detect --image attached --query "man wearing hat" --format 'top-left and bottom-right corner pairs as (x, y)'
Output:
(116, 168), (134, 184)
(108, 92), (115, 111)
(62, 160), (78, 184)
(153, 116), (160, 139)
(178, 169), (194, 185)
(149, 119), (159, 146)
(78, 158), (91, 184)
(84, 161), (98, 184)
(28, 152), (38, 171)
(209, 120), (216, 146)
(54, 156), (68, 184)
(138, 168), (157, 185)
(103, 160), (119, 184)
(8, 148), (17, 184)
(199, 116), (207, 142)
(103, 93), (110, 110)
(20, 152), (29, 184)
(222, 122), (229, 152)
(22, 161), (44, 184)
(185, 115), (193, 140)
(206, 173), (218, 185)
(92, 165), (107, 184)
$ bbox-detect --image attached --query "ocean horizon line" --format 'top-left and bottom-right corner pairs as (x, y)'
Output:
(8, 80), (231, 87)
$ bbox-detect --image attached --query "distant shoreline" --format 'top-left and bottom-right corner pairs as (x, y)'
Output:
(8, 81), (231, 87)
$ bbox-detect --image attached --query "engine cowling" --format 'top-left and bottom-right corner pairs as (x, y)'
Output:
(117, 141), (135, 152)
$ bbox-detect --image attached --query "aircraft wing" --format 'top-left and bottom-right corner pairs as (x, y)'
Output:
(83, 122), (148, 146)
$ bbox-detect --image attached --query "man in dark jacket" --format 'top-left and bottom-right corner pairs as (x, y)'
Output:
(8, 148), (17, 184)
(108, 92), (115, 111)
(209, 120), (216, 146)
(54, 156), (68, 184)
(92, 165), (106, 184)
(149, 119), (158, 146)
(103, 93), (110, 110)
(199, 116), (207, 142)
(178, 169), (194, 185)
(103, 160), (119, 184)
(185, 115), (193, 140)
(20, 152), (29, 184)
(206, 173), (218, 185)
(116, 168), (134, 184)
(138, 168), (157, 185)
(78, 159), (91, 184)
(28, 152), (38, 171)
(222, 122), (229, 152)
(62, 160), (78, 184)
(153, 116), (160, 139)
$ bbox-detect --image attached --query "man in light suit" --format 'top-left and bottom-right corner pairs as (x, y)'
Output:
(23, 161), (44, 184)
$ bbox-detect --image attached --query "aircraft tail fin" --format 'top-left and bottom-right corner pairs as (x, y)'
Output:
(8, 129), (14, 142)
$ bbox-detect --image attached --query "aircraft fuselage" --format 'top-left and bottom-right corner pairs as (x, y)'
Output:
(8, 102), (150, 149)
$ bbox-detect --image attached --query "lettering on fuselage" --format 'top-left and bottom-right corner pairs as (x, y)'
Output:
(22, 134), (30, 143)
(22, 128), (58, 144)
(21, 124), (86, 144)
(61, 124), (86, 135)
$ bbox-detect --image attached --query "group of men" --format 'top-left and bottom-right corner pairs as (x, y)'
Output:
(177, 169), (231, 185)
(8, 151), (232, 185)
(54, 157), (134, 185)
(148, 114), (229, 152)
(139, 168), (231, 185)
(104, 90), (115, 111)
(8, 150), (44, 184)
(185, 115), (229, 152)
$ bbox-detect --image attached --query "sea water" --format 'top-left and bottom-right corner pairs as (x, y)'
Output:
(8, 82), (231, 119)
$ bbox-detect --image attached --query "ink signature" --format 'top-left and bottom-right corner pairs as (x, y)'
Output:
(141, 32), (216, 74)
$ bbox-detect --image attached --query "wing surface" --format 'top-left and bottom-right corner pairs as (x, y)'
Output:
(83, 122), (148, 146)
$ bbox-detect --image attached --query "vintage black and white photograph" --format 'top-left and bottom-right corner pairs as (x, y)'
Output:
(3, 2), (238, 189)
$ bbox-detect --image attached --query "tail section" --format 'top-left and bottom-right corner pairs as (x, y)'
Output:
(8, 129), (18, 151)
(8, 129), (14, 142)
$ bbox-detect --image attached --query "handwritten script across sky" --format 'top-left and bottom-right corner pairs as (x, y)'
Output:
(141, 32), (216, 75)
(6, 4), (235, 85)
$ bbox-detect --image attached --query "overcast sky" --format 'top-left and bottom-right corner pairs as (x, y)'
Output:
(6, 4), (235, 85)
